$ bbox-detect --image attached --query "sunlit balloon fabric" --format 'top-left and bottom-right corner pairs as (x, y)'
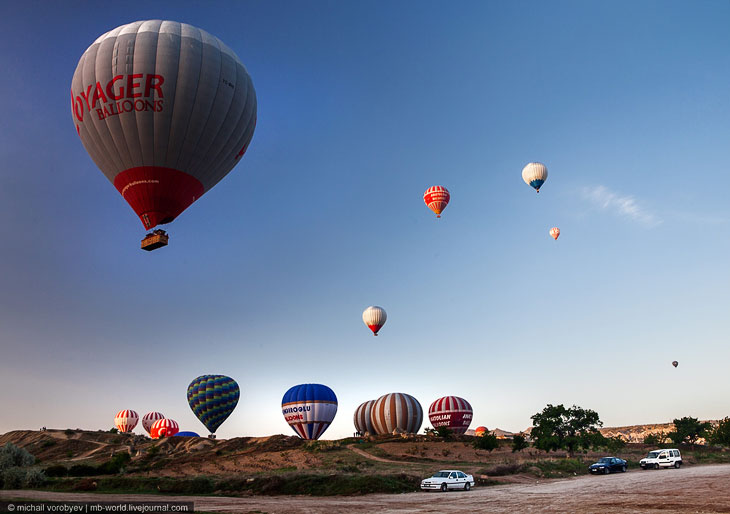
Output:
(114, 410), (139, 433)
(150, 418), (179, 438)
(282, 384), (338, 440)
(423, 186), (450, 218)
(362, 306), (387, 336)
(370, 393), (423, 435)
(187, 375), (240, 435)
(474, 426), (487, 436)
(141, 412), (164, 435)
(353, 400), (376, 435)
(71, 20), (257, 230)
(428, 396), (473, 435)
(550, 227), (560, 240)
(522, 162), (548, 192)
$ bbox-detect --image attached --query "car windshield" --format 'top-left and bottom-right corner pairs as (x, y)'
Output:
(432, 472), (450, 478)
(647, 451), (660, 459)
(598, 458), (612, 463)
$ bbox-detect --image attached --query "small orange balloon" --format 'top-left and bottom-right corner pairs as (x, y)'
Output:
(549, 227), (560, 240)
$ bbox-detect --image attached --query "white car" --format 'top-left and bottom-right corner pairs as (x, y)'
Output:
(640, 449), (682, 469)
(420, 470), (475, 492)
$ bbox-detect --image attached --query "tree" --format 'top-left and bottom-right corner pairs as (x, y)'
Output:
(530, 404), (604, 457)
(435, 426), (454, 440)
(472, 429), (499, 451)
(708, 418), (730, 447)
(511, 434), (529, 453)
(668, 417), (711, 447)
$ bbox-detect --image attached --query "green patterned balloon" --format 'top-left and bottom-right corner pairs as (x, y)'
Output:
(187, 375), (240, 434)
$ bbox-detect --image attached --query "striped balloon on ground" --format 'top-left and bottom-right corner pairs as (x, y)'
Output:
(428, 396), (473, 435)
(187, 375), (240, 435)
(423, 186), (450, 218)
(370, 393), (423, 435)
(282, 384), (338, 440)
(141, 412), (165, 435)
(353, 400), (376, 435)
(150, 418), (179, 439)
(71, 20), (257, 232)
(114, 410), (139, 433)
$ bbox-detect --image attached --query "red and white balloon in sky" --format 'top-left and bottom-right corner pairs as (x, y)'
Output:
(423, 186), (450, 218)
(71, 20), (257, 230)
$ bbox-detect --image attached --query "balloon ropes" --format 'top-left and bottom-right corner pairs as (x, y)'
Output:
(423, 186), (450, 218)
(522, 162), (548, 193)
(281, 383), (338, 440)
(114, 410), (139, 433)
(362, 306), (387, 336)
(71, 20), (257, 250)
(187, 375), (240, 437)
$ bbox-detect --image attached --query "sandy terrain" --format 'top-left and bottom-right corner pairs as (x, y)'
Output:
(3, 463), (730, 513)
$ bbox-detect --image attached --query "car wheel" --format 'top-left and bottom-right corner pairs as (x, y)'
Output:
(654, 464), (660, 470)
(621, 465), (626, 473)
(674, 461), (681, 469)
(464, 482), (471, 491)
(441, 483), (447, 492)
(603, 467), (609, 475)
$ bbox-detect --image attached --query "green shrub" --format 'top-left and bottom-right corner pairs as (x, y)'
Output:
(0, 443), (35, 470)
(64, 430), (75, 436)
(23, 469), (47, 488)
(2, 467), (27, 489)
(68, 464), (98, 477)
(473, 432), (499, 451)
(708, 417), (730, 447)
(511, 434), (529, 452)
(44, 465), (68, 477)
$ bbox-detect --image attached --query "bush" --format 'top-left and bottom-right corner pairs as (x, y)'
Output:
(23, 469), (47, 488)
(2, 467), (27, 489)
(473, 432), (499, 451)
(708, 417), (730, 447)
(643, 433), (663, 445)
(64, 429), (75, 436)
(602, 436), (626, 452)
(45, 465), (68, 477)
(435, 427), (454, 440)
(0, 443), (35, 470)
(99, 452), (131, 474)
(512, 434), (529, 452)
(68, 464), (98, 477)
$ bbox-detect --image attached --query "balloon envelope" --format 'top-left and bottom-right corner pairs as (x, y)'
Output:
(362, 306), (387, 336)
(522, 162), (548, 192)
(354, 400), (376, 435)
(672, 361), (679, 368)
(174, 431), (200, 437)
(428, 396), (473, 435)
(141, 412), (165, 435)
(423, 186), (450, 217)
(71, 20), (257, 230)
(474, 426), (487, 436)
(550, 227), (560, 240)
(370, 393), (423, 435)
(282, 383), (338, 440)
(187, 375), (240, 434)
(114, 410), (139, 433)
(150, 418), (179, 439)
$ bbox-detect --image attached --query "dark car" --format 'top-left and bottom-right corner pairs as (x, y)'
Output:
(589, 457), (627, 474)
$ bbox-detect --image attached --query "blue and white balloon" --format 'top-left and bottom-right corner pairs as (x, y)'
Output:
(281, 384), (338, 440)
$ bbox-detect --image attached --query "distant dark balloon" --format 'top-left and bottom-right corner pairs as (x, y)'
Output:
(672, 361), (678, 368)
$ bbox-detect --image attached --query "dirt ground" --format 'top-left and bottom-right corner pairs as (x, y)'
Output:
(3, 463), (730, 513)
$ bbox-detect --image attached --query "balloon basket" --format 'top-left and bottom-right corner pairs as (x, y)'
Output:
(141, 230), (169, 251)
(208, 434), (216, 439)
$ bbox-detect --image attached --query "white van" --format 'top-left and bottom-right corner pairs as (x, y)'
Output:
(640, 449), (682, 469)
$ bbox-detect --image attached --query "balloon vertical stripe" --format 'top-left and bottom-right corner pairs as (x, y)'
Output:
(370, 393), (422, 435)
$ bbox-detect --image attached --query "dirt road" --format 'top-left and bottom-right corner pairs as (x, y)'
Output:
(3, 464), (730, 513)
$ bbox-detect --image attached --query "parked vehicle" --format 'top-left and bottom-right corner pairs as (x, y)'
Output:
(640, 449), (682, 469)
(588, 457), (627, 474)
(420, 470), (475, 491)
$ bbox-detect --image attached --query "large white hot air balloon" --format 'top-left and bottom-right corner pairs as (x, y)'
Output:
(71, 20), (257, 249)
(362, 306), (387, 336)
(522, 162), (548, 193)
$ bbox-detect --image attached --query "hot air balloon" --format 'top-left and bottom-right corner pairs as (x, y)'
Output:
(282, 384), (338, 440)
(550, 227), (560, 240)
(141, 412), (165, 435)
(150, 418), (179, 438)
(187, 375), (240, 437)
(672, 361), (679, 368)
(370, 393), (423, 435)
(423, 186), (450, 218)
(354, 400), (376, 435)
(174, 431), (200, 437)
(522, 162), (548, 193)
(474, 426), (487, 437)
(71, 20), (257, 250)
(428, 396), (473, 435)
(362, 306), (387, 336)
(114, 410), (139, 433)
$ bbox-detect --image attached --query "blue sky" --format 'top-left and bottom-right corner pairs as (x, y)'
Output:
(1, 0), (730, 439)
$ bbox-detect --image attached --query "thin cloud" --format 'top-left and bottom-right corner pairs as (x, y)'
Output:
(581, 185), (662, 227)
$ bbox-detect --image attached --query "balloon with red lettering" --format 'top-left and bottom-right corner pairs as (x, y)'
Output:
(150, 418), (179, 439)
(522, 162), (548, 192)
(549, 227), (560, 240)
(353, 400), (376, 435)
(114, 410), (139, 433)
(428, 396), (473, 435)
(423, 186), (450, 218)
(370, 393), (423, 435)
(362, 306), (387, 336)
(281, 384), (338, 440)
(141, 412), (165, 435)
(71, 21), (257, 238)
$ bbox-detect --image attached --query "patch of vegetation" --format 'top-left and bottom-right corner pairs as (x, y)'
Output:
(532, 458), (588, 478)
(472, 431), (500, 452)
(64, 430), (75, 436)
(0, 443), (45, 489)
(40, 440), (56, 449)
(478, 463), (524, 476)
(708, 417), (730, 447)
(530, 404), (605, 457)
(668, 417), (711, 447)
(511, 434), (529, 453)
(303, 440), (343, 453)
(435, 427), (454, 441)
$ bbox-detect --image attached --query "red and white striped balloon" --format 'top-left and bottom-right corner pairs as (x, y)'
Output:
(362, 306), (387, 336)
(370, 393), (423, 435)
(428, 396), (473, 435)
(142, 412), (165, 435)
(150, 418), (179, 439)
(114, 410), (139, 433)
(423, 186), (450, 218)
(353, 400), (376, 435)
(549, 227), (560, 240)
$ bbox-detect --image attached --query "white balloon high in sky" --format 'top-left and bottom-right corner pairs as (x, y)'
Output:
(521, 162), (548, 193)
(362, 306), (387, 336)
(70, 20), (257, 231)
